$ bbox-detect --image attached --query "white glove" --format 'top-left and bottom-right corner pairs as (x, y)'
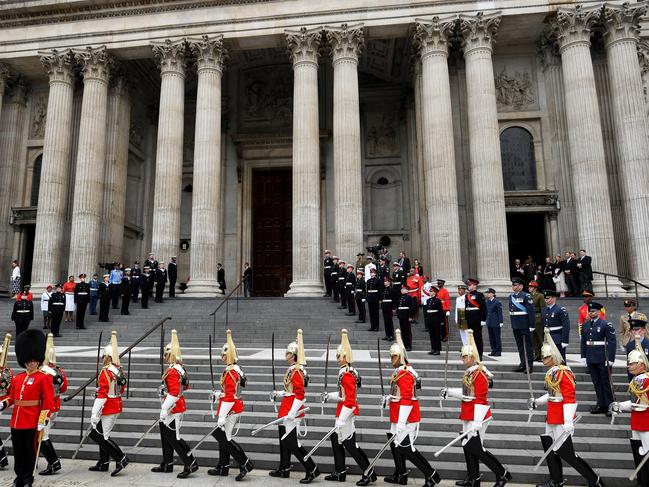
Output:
(609, 402), (621, 415)
(580, 357), (587, 366)
(396, 405), (412, 440)
(561, 343), (568, 348)
(322, 392), (340, 403)
(0, 401), (5, 412)
(446, 311), (450, 317)
(286, 399), (304, 420)
(37, 420), (48, 432)
(535, 393), (549, 408)
(527, 398), (537, 411)
(159, 409), (168, 422)
(480, 321), (486, 327)
(217, 415), (226, 428)
(336, 405), (354, 428)
(271, 390), (287, 400)
(499, 323), (503, 328)
(563, 403), (577, 435)
(472, 404), (488, 433)
(91, 414), (100, 428)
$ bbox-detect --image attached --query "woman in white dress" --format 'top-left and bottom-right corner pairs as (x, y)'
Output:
(553, 254), (568, 296)
(10, 260), (20, 297)
(41, 285), (52, 329)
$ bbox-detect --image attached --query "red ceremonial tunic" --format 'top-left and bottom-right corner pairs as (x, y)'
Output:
(42, 365), (68, 413)
(406, 276), (422, 304)
(335, 366), (360, 417)
(459, 365), (493, 422)
(163, 365), (188, 414)
(629, 373), (649, 431)
(3, 370), (54, 429)
(278, 365), (306, 419)
(96, 364), (125, 416)
(544, 365), (576, 424)
(389, 365), (421, 423)
(217, 365), (244, 415)
(437, 288), (451, 313)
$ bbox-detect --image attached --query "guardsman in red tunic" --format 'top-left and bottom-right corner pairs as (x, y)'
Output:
(0, 329), (54, 487)
(440, 330), (511, 487)
(529, 329), (603, 487)
(610, 330), (649, 486)
(88, 331), (129, 476)
(321, 329), (374, 485)
(38, 333), (68, 476)
(0, 333), (13, 470)
(151, 329), (197, 478)
(270, 329), (319, 483)
(382, 329), (440, 487)
(208, 329), (254, 480)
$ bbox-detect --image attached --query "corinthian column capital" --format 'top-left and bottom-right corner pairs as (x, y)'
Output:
(286, 27), (322, 67)
(74, 46), (112, 83)
(39, 49), (75, 85)
(459, 12), (501, 54)
(325, 23), (364, 64)
(602, 2), (647, 47)
(189, 35), (227, 74)
(151, 39), (187, 77)
(0, 63), (12, 95)
(551, 5), (599, 52)
(638, 40), (649, 75)
(414, 16), (457, 58)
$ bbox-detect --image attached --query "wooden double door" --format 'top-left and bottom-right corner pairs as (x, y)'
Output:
(251, 169), (292, 296)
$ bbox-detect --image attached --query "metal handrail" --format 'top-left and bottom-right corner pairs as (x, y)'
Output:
(209, 280), (243, 338)
(592, 271), (649, 302)
(64, 316), (172, 402)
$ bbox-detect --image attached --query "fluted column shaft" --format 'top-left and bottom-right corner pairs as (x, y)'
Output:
(460, 12), (510, 289)
(0, 81), (27, 292)
(327, 24), (364, 263)
(100, 77), (131, 262)
(602, 3), (649, 283)
(415, 18), (463, 285)
(151, 39), (186, 264)
(32, 50), (75, 289)
(286, 28), (323, 296)
(188, 36), (226, 294)
(552, 6), (620, 286)
(68, 47), (112, 277)
(0, 64), (11, 126)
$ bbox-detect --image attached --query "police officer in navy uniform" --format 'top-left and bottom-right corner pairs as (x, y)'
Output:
(337, 261), (348, 310)
(509, 277), (535, 373)
(380, 276), (396, 341)
(330, 257), (340, 303)
(354, 270), (366, 324)
(464, 278), (487, 361)
(323, 250), (333, 297)
(391, 263), (405, 294)
(624, 316), (649, 381)
(345, 264), (356, 317)
(130, 262), (141, 304)
(542, 289), (570, 361)
(580, 302), (616, 415)
(365, 268), (381, 332)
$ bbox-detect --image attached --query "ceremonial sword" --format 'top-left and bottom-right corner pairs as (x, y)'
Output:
(132, 418), (161, 449)
(440, 336), (450, 412)
(377, 338), (386, 418)
(434, 417), (493, 457)
(251, 407), (311, 436)
(322, 335), (331, 415)
(630, 450), (649, 480)
(364, 433), (397, 476)
(522, 339), (535, 423)
(72, 425), (93, 459)
(533, 415), (582, 471)
(604, 338), (617, 425)
(304, 424), (338, 461)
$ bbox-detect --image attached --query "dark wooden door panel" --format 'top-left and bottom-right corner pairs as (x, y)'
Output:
(252, 169), (292, 296)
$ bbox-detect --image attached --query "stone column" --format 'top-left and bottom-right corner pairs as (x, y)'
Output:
(151, 39), (186, 264)
(325, 24), (364, 263)
(285, 27), (323, 296)
(551, 6), (622, 289)
(100, 74), (131, 262)
(0, 79), (27, 292)
(68, 46), (112, 277)
(0, 64), (12, 123)
(459, 12), (510, 290)
(414, 17), (463, 286)
(188, 35), (226, 294)
(602, 3), (649, 284)
(31, 50), (76, 290)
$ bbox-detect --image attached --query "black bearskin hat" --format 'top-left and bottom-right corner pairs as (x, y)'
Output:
(15, 329), (46, 368)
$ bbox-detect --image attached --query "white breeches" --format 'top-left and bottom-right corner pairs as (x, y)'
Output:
(391, 422), (419, 448)
(461, 419), (490, 445)
(42, 411), (57, 441)
(101, 414), (118, 440)
(459, 329), (468, 346)
(336, 416), (356, 443)
(632, 430), (649, 455)
(223, 413), (240, 441)
(544, 423), (570, 451)
(163, 412), (184, 440)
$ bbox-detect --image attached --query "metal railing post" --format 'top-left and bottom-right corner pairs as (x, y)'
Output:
(636, 283), (640, 307)
(79, 387), (87, 443)
(604, 274), (608, 297)
(226, 299), (229, 326)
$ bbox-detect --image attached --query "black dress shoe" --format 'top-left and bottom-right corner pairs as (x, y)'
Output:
(177, 460), (198, 478)
(208, 465), (229, 476)
(384, 472), (408, 485)
(89, 462), (109, 472)
(0, 456), (8, 469)
(110, 456), (129, 477)
(356, 470), (377, 486)
(151, 464), (173, 473)
(493, 469), (511, 487)
(300, 468), (320, 484)
(355, 320), (365, 324)
(269, 468), (290, 478)
(235, 459), (254, 481)
(39, 460), (61, 476)
(455, 476), (471, 487)
(535, 480), (562, 487)
(382, 336), (391, 341)
(512, 366), (525, 372)
(346, 313), (355, 316)
(324, 471), (346, 481)
(423, 470), (441, 487)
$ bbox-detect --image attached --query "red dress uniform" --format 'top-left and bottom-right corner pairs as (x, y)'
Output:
(96, 365), (125, 416)
(406, 276), (422, 304)
(3, 370), (54, 428)
(459, 365), (493, 422)
(162, 364), (188, 414)
(335, 366), (360, 417)
(544, 365), (576, 425)
(437, 288), (451, 313)
(217, 365), (244, 415)
(278, 365), (306, 419)
(389, 365), (421, 423)
(629, 373), (649, 431)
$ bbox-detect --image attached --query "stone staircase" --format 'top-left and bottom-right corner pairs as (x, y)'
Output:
(0, 295), (638, 485)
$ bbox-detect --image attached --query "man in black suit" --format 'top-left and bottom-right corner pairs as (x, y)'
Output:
(217, 263), (226, 295)
(563, 251), (578, 297)
(242, 263), (253, 298)
(155, 263), (167, 303)
(397, 251), (411, 273)
(577, 249), (593, 293)
(168, 257), (177, 298)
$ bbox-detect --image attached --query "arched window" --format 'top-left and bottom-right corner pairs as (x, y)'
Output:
(30, 155), (43, 206)
(500, 127), (536, 191)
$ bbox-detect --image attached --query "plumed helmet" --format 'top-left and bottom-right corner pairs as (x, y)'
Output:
(628, 335), (649, 370)
(45, 333), (56, 365)
(221, 329), (238, 365)
(103, 331), (120, 366)
(286, 329), (307, 365)
(15, 329), (46, 368)
(165, 329), (182, 363)
(389, 329), (407, 365)
(461, 329), (481, 364)
(336, 329), (353, 363)
(541, 328), (564, 364)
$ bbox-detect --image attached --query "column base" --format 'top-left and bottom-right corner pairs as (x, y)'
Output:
(28, 282), (51, 296)
(186, 279), (221, 296)
(285, 279), (324, 297)
(478, 278), (514, 295)
(592, 275), (626, 297)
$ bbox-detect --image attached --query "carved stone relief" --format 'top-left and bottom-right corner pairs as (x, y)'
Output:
(493, 57), (538, 111)
(365, 112), (400, 158)
(239, 65), (293, 129)
(30, 94), (47, 139)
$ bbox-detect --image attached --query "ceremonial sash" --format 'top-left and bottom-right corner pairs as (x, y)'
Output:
(466, 293), (480, 309)
(510, 294), (527, 313)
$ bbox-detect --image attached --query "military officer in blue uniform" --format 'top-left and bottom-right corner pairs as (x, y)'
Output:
(580, 302), (616, 415)
(625, 316), (649, 381)
(542, 289), (570, 361)
(509, 277), (535, 373)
